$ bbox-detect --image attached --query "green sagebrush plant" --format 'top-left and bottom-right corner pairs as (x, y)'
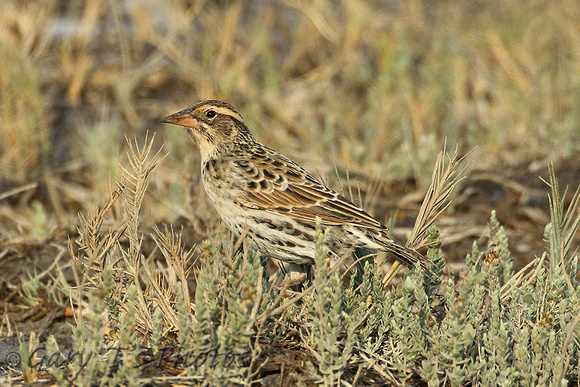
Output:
(38, 136), (579, 386)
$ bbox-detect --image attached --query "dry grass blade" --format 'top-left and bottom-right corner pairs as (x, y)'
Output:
(67, 183), (126, 330)
(75, 184), (124, 259)
(383, 144), (468, 286)
(0, 182), (38, 201)
(138, 256), (181, 330)
(117, 132), (166, 259)
(110, 134), (181, 334)
(500, 253), (546, 302)
(381, 260), (402, 287)
(257, 284), (313, 325)
(407, 144), (469, 251)
(356, 347), (400, 386)
(152, 225), (196, 311)
(544, 164), (580, 294)
(70, 133), (171, 339)
(547, 164), (580, 261)
(71, 184), (125, 290)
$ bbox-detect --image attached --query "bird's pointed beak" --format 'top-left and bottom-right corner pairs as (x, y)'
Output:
(160, 108), (199, 129)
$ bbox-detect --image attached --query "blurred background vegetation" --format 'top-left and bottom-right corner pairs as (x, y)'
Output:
(2, 1), (580, 384)
(0, 0), (579, 247)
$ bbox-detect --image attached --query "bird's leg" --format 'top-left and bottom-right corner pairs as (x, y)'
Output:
(274, 262), (309, 289)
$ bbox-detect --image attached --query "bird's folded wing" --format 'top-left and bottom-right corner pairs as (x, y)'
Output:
(233, 151), (388, 230)
(237, 176), (387, 230)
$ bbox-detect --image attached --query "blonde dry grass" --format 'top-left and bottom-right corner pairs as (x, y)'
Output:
(383, 144), (467, 286)
(1, 0), (579, 238)
(70, 135), (194, 342)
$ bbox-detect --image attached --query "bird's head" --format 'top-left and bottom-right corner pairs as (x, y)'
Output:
(161, 100), (254, 160)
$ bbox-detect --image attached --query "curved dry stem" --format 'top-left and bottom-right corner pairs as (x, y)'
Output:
(382, 142), (470, 286)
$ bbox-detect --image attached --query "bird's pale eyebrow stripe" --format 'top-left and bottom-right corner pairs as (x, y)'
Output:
(213, 107), (243, 121)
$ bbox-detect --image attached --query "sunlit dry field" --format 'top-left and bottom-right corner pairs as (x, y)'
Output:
(1, 0), (580, 385)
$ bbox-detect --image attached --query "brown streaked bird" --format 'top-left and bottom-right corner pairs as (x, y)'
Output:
(161, 100), (434, 275)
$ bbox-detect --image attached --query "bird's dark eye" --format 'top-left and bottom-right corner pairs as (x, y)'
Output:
(206, 109), (217, 119)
